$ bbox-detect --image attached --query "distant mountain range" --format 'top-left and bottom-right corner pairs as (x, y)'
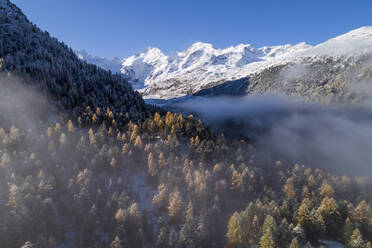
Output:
(78, 27), (372, 103)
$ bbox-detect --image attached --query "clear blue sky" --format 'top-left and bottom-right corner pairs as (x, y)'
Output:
(12, 0), (372, 59)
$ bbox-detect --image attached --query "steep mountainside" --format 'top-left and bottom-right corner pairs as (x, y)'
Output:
(0, 0), (151, 121)
(195, 54), (372, 104)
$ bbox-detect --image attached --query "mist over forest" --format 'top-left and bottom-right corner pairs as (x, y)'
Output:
(1, 0), (372, 248)
(176, 94), (372, 176)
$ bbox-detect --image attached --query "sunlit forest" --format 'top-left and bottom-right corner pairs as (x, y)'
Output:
(0, 0), (372, 247)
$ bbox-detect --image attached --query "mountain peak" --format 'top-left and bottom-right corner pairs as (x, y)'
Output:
(142, 46), (163, 55)
(78, 27), (372, 99)
(187, 42), (215, 51)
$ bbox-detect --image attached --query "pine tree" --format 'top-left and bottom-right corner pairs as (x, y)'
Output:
(344, 218), (354, 245)
(277, 218), (291, 247)
(158, 152), (166, 169)
(110, 236), (123, 248)
(168, 191), (182, 219)
(168, 228), (178, 248)
(115, 208), (126, 223)
(129, 202), (140, 225)
(251, 214), (260, 244)
(259, 230), (274, 248)
(349, 229), (365, 248)
(185, 201), (194, 223)
(308, 208), (325, 241)
(319, 181), (335, 198)
(157, 227), (168, 248)
(262, 215), (277, 238)
(308, 174), (316, 188)
(134, 135), (142, 149)
(67, 120), (74, 132)
(297, 198), (311, 229)
(289, 238), (299, 248)
(353, 201), (369, 225)
(147, 152), (156, 176)
(226, 212), (242, 248)
(231, 170), (243, 191)
(284, 178), (296, 199)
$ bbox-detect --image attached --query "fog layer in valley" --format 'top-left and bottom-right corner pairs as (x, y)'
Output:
(177, 94), (372, 176)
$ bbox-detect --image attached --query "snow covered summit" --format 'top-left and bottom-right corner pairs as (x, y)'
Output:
(120, 41), (312, 99)
(78, 27), (372, 100)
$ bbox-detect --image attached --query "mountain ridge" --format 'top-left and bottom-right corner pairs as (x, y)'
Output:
(78, 26), (372, 101)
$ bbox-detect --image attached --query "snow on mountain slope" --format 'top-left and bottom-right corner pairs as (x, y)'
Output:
(76, 50), (122, 73)
(301, 26), (372, 56)
(79, 26), (372, 100)
(121, 42), (314, 99)
(121, 47), (168, 89)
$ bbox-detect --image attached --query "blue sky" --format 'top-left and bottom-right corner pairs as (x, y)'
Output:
(12, 0), (372, 59)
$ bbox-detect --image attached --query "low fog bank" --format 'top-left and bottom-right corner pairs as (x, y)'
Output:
(176, 95), (372, 176)
(0, 73), (57, 130)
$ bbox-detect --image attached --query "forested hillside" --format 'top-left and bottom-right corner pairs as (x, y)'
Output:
(0, 0), (152, 121)
(1, 83), (371, 247)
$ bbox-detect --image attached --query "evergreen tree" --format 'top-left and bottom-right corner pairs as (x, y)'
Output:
(277, 218), (291, 247)
(297, 198), (311, 230)
(349, 229), (365, 248)
(344, 218), (354, 246)
(226, 212), (242, 248)
(289, 238), (299, 248)
(259, 230), (274, 248)
(262, 215), (277, 240)
(168, 191), (182, 219)
(157, 227), (169, 248)
(110, 236), (123, 248)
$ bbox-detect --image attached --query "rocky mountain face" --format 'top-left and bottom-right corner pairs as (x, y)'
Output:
(80, 27), (372, 104)
(195, 54), (372, 104)
(0, 0), (152, 121)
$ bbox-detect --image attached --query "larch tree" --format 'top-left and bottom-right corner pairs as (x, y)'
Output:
(226, 212), (242, 248)
(349, 228), (365, 248)
(259, 230), (274, 248)
(168, 191), (182, 219)
(289, 238), (299, 248)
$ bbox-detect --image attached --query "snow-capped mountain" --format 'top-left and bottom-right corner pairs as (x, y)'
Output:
(78, 27), (372, 101)
(75, 50), (122, 74)
(121, 42), (312, 99)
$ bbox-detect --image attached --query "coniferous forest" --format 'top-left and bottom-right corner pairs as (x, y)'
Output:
(0, 0), (372, 247)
